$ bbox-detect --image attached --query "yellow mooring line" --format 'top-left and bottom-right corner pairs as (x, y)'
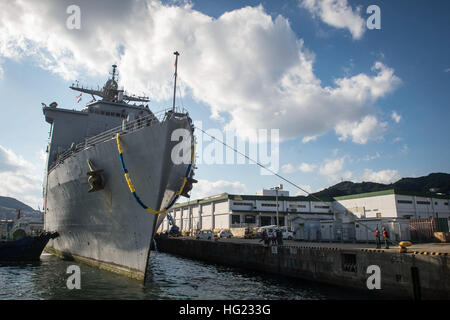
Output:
(116, 133), (195, 214)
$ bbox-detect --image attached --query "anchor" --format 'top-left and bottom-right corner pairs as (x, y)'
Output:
(179, 176), (198, 198)
(86, 159), (104, 193)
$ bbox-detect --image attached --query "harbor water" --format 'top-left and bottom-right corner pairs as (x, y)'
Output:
(0, 251), (372, 300)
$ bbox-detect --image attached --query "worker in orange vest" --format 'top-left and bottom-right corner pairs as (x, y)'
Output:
(374, 228), (381, 248)
(382, 227), (390, 249)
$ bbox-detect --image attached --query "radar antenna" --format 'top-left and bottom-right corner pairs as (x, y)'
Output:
(69, 65), (150, 103)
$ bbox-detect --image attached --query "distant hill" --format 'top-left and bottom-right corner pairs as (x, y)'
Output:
(0, 196), (35, 212)
(0, 196), (41, 220)
(312, 173), (450, 200)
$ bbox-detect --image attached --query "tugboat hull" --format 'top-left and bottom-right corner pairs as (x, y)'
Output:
(0, 232), (59, 261)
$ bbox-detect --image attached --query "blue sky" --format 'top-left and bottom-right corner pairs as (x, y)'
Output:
(0, 0), (448, 208)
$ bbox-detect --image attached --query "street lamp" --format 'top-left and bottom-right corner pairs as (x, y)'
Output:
(271, 184), (283, 227)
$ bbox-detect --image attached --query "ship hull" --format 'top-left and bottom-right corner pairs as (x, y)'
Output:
(44, 114), (193, 280)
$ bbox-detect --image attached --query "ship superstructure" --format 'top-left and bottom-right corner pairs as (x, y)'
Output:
(43, 61), (195, 279)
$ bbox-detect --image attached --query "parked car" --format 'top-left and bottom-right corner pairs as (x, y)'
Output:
(218, 230), (233, 238)
(279, 227), (294, 240)
(258, 226), (294, 240)
(196, 230), (214, 240)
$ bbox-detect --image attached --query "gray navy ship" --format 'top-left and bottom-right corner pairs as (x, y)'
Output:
(42, 56), (196, 280)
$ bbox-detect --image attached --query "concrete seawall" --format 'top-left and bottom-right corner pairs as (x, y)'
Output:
(155, 238), (449, 299)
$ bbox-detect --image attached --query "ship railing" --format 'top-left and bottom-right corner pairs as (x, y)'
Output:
(49, 107), (189, 171)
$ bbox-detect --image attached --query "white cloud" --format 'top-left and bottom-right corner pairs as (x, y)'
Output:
(281, 163), (296, 174)
(189, 179), (246, 199)
(0, 0), (400, 144)
(335, 115), (387, 144)
(300, 0), (365, 39)
(318, 157), (352, 182)
(361, 152), (381, 161)
(391, 110), (401, 123)
(362, 169), (399, 184)
(401, 144), (409, 154)
(298, 162), (317, 173)
(393, 137), (403, 143)
(0, 145), (43, 209)
(302, 135), (317, 143)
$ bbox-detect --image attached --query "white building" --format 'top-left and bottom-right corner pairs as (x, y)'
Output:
(333, 189), (450, 219)
(158, 188), (450, 241)
(158, 189), (334, 234)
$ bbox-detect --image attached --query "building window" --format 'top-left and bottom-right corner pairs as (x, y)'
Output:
(376, 212), (382, 218)
(314, 205), (330, 209)
(445, 202), (449, 206)
(290, 204), (306, 208)
(417, 201), (431, 205)
(261, 203), (279, 207)
(231, 215), (240, 224)
(233, 202), (253, 206)
(244, 215), (256, 224)
(260, 216), (272, 226)
(397, 200), (412, 204)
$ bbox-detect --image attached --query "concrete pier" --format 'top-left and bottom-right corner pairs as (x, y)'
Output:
(155, 237), (450, 299)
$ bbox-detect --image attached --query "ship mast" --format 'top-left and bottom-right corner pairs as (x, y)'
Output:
(172, 51), (179, 112)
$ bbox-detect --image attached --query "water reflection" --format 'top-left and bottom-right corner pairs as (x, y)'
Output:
(0, 251), (371, 300)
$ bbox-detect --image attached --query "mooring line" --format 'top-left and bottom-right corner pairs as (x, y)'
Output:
(195, 126), (324, 202)
(116, 132), (195, 214)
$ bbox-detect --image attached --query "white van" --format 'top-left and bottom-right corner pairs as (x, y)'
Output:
(258, 226), (293, 240)
(279, 227), (294, 240)
(196, 230), (214, 240)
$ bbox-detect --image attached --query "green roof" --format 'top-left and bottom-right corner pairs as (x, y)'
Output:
(171, 193), (229, 209)
(333, 189), (395, 200)
(232, 210), (333, 215)
(333, 188), (450, 201)
(229, 194), (329, 202)
(173, 189), (449, 210)
(171, 192), (330, 210)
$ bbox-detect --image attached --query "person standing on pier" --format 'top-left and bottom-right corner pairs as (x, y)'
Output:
(276, 229), (283, 246)
(260, 230), (269, 247)
(374, 228), (381, 249)
(382, 227), (390, 249)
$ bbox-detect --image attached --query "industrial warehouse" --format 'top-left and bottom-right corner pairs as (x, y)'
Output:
(158, 187), (450, 242)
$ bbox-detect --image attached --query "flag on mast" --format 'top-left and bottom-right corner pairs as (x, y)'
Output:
(76, 93), (82, 103)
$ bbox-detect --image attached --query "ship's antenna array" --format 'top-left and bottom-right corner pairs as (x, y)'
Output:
(172, 51), (180, 112)
(194, 126), (323, 202)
